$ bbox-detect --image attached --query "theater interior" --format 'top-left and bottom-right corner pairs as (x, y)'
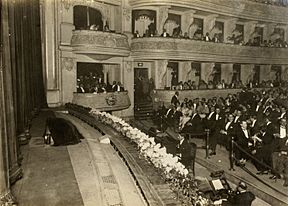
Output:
(1, 0), (288, 205)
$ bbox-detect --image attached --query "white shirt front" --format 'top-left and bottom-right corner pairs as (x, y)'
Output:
(225, 122), (231, 130)
(243, 129), (249, 138)
(280, 126), (286, 139)
(208, 112), (214, 120)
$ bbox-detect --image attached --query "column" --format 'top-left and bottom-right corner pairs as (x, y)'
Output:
(43, 0), (61, 106)
(122, 0), (132, 34)
(263, 23), (276, 42)
(181, 10), (195, 34)
(281, 65), (288, 81)
(61, 56), (76, 103)
(259, 65), (272, 82)
(244, 21), (257, 43)
(223, 18), (238, 43)
(155, 60), (168, 89)
(201, 63), (214, 84)
(241, 64), (254, 85)
(221, 64), (234, 85)
(179, 61), (192, 82)
(60, 1), (74, 45)
(157, 6), (169, 35)
(203, 14), (218, 37)
(0, 0), (17, 204)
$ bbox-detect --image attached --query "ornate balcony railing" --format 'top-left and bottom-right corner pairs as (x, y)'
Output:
(129, 0), (288, 24)
(131, 37), (288, 65)
(72, 91), (131, 111)
(71, 30), (130, 60)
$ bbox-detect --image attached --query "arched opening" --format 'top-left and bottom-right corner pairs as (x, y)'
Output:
(73, 5), (103, 30)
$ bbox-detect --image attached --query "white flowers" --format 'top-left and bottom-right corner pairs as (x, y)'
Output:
(89, 108), (188, 177)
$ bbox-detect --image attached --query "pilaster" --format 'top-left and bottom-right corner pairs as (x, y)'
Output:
(244, 21), (258, 43)
(221, 64), (233, 85)
(157, 6), (169, 35)
(241, 64), (254, 85)
(181, 10), (195, 34)
(155, 60), (168, 89)
(201, 63), (214, 84)
(203, 14), (218, 36)
(223, 18), (238, 43)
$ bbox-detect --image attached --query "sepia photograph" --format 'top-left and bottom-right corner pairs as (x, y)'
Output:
(1, 0), (288, 205)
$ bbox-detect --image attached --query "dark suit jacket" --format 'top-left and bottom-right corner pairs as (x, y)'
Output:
(227, 191), (255, 206)
(249, 120), (260, 136)
(183, 113), (204, 134)
(235, 128), (253, 148)
(171, 95), (180, 106)
(178, 139), (197, 168)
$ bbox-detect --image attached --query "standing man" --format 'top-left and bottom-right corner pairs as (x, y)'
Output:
(171, 91), (180, 106)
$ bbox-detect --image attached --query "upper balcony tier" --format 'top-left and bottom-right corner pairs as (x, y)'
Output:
(131, 37), (288, 65)
(71, 30), (130, 60)
(129, 0), (288, 24)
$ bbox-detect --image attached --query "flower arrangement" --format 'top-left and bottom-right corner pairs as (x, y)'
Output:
(88, 107), (211, 205)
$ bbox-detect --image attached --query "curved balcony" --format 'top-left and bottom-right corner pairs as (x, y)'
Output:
(131, 37), (288, 65)
(129, 0), (288, 24)
(72, 91), (131, 111)
(71, 30), (130, 60)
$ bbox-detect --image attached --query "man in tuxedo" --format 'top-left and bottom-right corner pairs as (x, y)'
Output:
(234, 120), (254, 164)
(181, 110), (204, 135)
(165, 104), (176, 127)
(209, 113), (235, 155)
(278, 106), (287, 120)
(270, 138), (288, 187)
(253, 126), (275, 174)
(206, 107), (223, 136)
(171, 91), (180, 106)
(177, 134), (197, 174)
(249, 115), (260, 136)
(77, 83), (86, 93)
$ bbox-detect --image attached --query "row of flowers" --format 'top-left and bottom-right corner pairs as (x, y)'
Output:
(88, 108), (211, 206)
(65, 103), (210, 205)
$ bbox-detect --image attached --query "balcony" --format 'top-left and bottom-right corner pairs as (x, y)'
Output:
(129, 0), (288, 24)
(71, 30), (130, 60)
(131, 37), (288, 65)
(72, 91), (131, 112)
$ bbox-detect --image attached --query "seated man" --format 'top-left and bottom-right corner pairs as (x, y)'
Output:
(181, 110), (204, 136)
(224, 181), (255, 206)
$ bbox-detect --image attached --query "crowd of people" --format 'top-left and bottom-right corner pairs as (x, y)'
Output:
(153, 87), (288, 187)
(133, 27), (288, 49)
(169, 78), (287, 91)
(76, 72), (125, 93)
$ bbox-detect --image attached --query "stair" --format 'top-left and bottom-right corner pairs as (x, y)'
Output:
(134, 102), (153, 120)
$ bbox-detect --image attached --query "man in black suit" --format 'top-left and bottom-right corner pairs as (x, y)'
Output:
(209, 113), (235, 155)
(171, 91), (180, 106)
(181, 110), (204, 135)
(206, 107), (223, 136)
(248, 115), (260, 137)
(177, 134), (197, 174)
(234, 120), (254, 163)
(252, 126), (275, 174)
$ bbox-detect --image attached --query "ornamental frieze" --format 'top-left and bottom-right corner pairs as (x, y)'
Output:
(71, 30), (129, 49)
(131, 38), (288, 64)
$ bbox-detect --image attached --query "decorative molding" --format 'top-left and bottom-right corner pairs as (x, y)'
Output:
(122, 7), (132, 21)
(71, 30), (130, 58)
(124, 61), (133, 73)
(61, 57), (75, 72)
(131, 37), (288, 65)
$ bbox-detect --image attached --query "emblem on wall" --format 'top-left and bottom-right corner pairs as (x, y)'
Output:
(105, 94), (117, 106)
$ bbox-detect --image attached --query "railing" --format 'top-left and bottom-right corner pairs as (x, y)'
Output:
(131, 37), (288, 64)
(71, 30), (130, 59)
(72, 91), (131, 112)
